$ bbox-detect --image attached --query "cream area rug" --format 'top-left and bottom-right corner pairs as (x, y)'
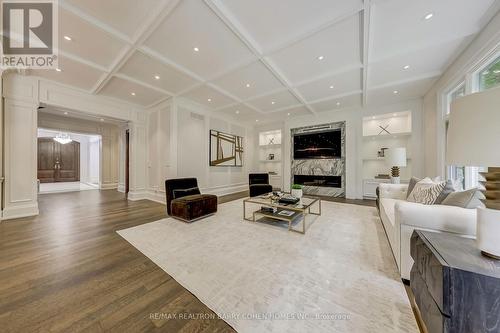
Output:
(117, 199), (418, 333)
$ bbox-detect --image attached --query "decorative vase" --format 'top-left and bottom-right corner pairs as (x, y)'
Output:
(291, 188), (303, 199)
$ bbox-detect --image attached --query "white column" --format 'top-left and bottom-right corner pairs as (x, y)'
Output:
(3, 98), (39, 219)
(128, 121), (148, 200)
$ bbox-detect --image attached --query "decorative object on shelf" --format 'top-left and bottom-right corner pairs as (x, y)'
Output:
(291, 184), (303, 199)
(375, 174), (390, 180)
(378, 124), (391, 135)
(268, 153), (275, 160)
(53, 133), (72, 144)
(377, 147), (389, 158)
(447, 86), (500, 259)
(269, 171), (278, 175)
(386, 147), (407, 184)
(209, 130), (243, 167)
(268, 137), (275, 145)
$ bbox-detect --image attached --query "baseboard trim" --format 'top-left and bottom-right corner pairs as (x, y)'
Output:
(127, 190), (148, 201)
(117, 184), (125, 193)
(100, 182), (118, 190)
(2, 203), (39, 220)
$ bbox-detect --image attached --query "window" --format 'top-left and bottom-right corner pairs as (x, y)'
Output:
(445, 83), (466, 189)
(478, 55), (500, 91)
(446, 83), (465, 115)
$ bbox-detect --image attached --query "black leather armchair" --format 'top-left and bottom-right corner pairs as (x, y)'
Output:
(165, 178), (217, 222)
(249, 173), (273, 197)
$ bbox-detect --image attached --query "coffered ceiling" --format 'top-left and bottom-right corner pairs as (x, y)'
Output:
(28, 0), (500, 121)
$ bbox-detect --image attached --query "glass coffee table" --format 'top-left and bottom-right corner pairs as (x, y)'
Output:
(243, 194), (321, 234)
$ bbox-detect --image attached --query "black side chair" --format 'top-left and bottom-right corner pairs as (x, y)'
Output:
(249, 173), (273, 197)
(165, 178), (217, 222)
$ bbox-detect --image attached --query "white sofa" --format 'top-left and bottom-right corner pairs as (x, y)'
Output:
(378, 183), (477, 281)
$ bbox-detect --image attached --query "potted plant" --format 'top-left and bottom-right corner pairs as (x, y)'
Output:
(291, 184), (303, 199)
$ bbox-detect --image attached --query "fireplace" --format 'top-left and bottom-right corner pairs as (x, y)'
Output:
(293, 175), (341, 188)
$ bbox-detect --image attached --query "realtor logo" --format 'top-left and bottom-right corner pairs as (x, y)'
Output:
(1, 0), (58, 69)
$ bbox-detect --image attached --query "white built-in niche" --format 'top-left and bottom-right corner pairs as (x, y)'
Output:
(258, 129), (282, 190)
(362, 111), (412, 198)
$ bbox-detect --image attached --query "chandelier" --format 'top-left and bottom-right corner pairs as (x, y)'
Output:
(53, 133), (72, 144)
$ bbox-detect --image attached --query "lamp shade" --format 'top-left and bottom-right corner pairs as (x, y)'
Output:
(447, 86), (500, 167)
(386, 147), (407, 167)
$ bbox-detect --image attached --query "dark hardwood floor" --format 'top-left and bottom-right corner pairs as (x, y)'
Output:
(0, 190), (235, 333)
(0, 189), (378, 333)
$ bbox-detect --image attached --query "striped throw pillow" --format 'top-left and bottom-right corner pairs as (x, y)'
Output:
(407, 179), (447, 205)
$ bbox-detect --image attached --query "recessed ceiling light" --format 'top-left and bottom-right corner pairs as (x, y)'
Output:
(207, 98), (212, 102)
(154, 75), (160, 80)
(64, 35), (72, 41)
(271, 101), (275, 105)
(100, 118), (104, 122)
(131, 92), (136, 96)
(246, 83), (251, 88)
(403, 65), (410, 70)
(193, 47), (199, 52)
(393, 113), (397, 117)
(255, 119), (259, 122)
(235, 110), (240, 114)
(424, 13), (434, 20)
(393, 90), (399, 94)
(64, 111), (68, 115)
(287, 113), (291, 116)
(336, 102), (341, 106)
(317, 55), (325, 61)
(329, 85), (334, 89)
(55, 68), (62, 72)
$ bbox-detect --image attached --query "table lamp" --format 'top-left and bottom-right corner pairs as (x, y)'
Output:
(386, 147), (407, 184)
(447, 86), (500, 259)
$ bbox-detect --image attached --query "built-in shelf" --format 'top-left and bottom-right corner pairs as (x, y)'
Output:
(260, 160), (281, 163)
(362, 132), (411, 140)
(259, 144), (282, 148)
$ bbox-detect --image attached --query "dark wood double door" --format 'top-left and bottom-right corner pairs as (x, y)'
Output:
(38, 138), (80, 183)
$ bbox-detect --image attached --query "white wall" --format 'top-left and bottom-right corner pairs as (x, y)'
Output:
(423, 10), (500, 178)
(255, 99), (424, 199)
(145, 97), (255, 203)
(37, 128), (101, 184)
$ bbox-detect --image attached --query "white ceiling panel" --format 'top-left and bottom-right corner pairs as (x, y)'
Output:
(369, 37), (471, 88)
(296, 68), (362, 102)
(58, 8), (127, 69)
(367, 76), (439, 106)
(216, 0), (363, 52)
(267, 14), (361, 85)
(182, 85), (237, 109)
(118, 51), (199, 94)
(371, 0), (495, 60)
(99, 77), (169, 106)
(310, 93), (362, 112)
(217, 104), (260, 124)
(211, 61), (285, 100)
(144, 0), (255, 80)
(247, 90), (301, 113)
(31, 56), (104, 91)
(64, 0), (165, 38)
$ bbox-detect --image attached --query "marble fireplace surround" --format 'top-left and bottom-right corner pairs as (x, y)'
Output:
(291, 122), (346, 197)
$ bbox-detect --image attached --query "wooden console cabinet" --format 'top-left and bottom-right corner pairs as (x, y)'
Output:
(410, 230), (500, 333)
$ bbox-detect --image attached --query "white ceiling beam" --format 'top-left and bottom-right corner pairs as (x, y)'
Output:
(292, 64), (364, 88)
(58, 50), (109, 72)
(113, 73), (175, 96)
(91, 0), (182, 94)
(203, 0), (316, 115)
(307, 90), (363, 105)
(361, 0), (372, 106)
(368, 71), (442, 91)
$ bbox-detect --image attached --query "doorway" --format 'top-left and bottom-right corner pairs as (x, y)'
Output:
(37, 128), (101, 194)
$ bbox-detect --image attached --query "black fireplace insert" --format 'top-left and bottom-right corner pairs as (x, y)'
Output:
(293, 175), (341, 188)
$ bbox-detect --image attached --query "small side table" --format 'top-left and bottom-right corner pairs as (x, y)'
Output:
(410, 230), (500, 333)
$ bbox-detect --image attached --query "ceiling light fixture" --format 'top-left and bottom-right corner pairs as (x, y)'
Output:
(271, 101), (275, 105)
(193, 47), (199, 52)
(53, 133), (72, 145)
(100, 118), (104, 122)
(329, 85), (334, 89)
(246, 83), (251, 88)
(317, 55), (325, 61)
(131, 92), (136, 96)
(255, 119), (259, 122)
(55, 68), (62, 72)
(336, 102), (341, 106)
(207, 98), (212, 102)
(64, 111), (68, 115)
(154, 75), (160, 80)
(403, 65), (410, 70)
(393, 90), (399, 94)
(235, 110), (240, 114)
(287, 113), (291, 116)
(64, 35), (72, 41)
(424, 13), (434, 20)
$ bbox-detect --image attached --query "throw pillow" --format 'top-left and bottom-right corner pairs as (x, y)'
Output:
(408, 178), (447, 205)
(173, 187), (201, 199)
(434, 179), (456, 204)
(406, 177), (421, 199)
(441, 188), (485, 209)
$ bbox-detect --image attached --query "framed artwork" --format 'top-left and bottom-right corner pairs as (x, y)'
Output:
(209, 130), (244, 167)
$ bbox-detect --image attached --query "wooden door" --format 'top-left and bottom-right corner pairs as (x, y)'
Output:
(37, 138), (80, 183)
